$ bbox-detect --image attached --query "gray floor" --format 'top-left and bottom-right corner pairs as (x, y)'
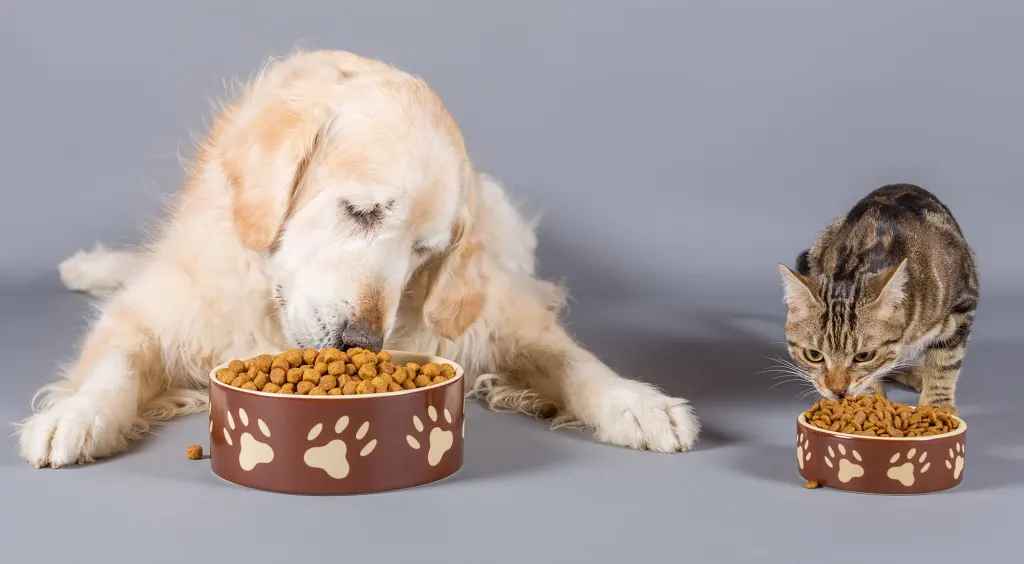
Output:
(1, 278), (1020, 564)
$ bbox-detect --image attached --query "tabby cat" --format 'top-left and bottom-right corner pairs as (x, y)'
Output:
(778, 184), (979, 407)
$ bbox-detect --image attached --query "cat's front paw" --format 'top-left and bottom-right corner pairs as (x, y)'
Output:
(590, 382), (699, 453)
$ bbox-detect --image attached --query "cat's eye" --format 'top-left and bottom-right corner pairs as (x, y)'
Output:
(854, 351), (876, 363)
(802, 349), (824, 363)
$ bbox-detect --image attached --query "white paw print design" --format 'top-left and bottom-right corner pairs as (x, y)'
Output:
(945, 442), (965, 480)
(303, 416), (377, 480)
(796, 433), (811, 470)
(406, 405), (455, 467)
(222, 408), (274, 471)
(886, 448), (930, 487)
(824, 444), (864, 483)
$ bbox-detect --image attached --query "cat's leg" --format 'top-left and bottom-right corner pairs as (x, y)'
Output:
(916, 312), (974, 408)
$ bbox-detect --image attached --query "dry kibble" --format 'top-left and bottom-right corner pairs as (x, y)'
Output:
(804, 395), (958, 437)
(270, 367), (287, 385)
(253, 372), (269, 389)
(220, 349), (460, 396)
(271, 356), (290, 371)
(392, 367), (408, 384)
(359, 364), (378, 380)
(216, 368), (236, 383)
(320, 374), (338, 391)
(255, 355), (274, 373)
(302, 348), (318, 365)
(284, 349), (303, 367)
(803, 480), (820, 489)
(186, 444), (204, 460)
(302, 368), (321, 384)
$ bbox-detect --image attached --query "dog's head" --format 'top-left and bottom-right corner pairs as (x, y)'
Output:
(222, 75), (486, 350)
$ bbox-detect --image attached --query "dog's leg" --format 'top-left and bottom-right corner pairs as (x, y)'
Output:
(18, 300), (166, 467)
(476, 280), (699, 452)
(59, 244), (142, 297)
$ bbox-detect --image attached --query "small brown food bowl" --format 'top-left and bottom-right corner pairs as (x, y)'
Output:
(796, 412), (966, 494)
(208, 351), (464, 494)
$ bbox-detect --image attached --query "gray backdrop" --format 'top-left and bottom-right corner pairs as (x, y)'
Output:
(2, 2), (1021, 564)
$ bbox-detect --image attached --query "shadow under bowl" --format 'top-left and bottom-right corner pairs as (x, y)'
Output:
(796, 412), (966, 494)
(208, 351), (465, 495)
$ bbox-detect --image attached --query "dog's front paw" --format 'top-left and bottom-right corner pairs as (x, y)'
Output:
(19, 395), (132, 468)
(591, 382), (699, 453)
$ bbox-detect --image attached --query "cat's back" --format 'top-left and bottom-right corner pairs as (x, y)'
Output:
(806, 184), (977, 308)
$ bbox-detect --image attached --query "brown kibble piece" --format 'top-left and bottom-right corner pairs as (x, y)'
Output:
(263, 383), (281, 394)
(320, 374), (338, 391)
(392, 367), (408, 384)
(255, 355), (273, 373)
(241, 382), (257, 390)
(280, 383), (295, 394)
(402, 379), (416, 390)
(421, 363), (440, 378)
(296, 381), (315, 395)
(440, 364), (456, 378)
(186, 444), (203, 460)
(302, 348), (318, 365)
(270, 367), (287, 385)
(389, 382), (403, 392)
(309, 386), (326, 396)
(415, 373), (432, 387)
(216, 368), (236, 383)
(303, 368), (321, 384)
(328, 387), (343, 395)
(803, 479), (820, 489)
(230, 375), (248, 388)
(359, 364), (377, 380)
(314, 361), (328, 375)
(342, 380), (358, 395)
(253, 372), (269, 389)
(227, 360), (245, 373)
(405, 362), (421, 375)
(328, 361), (346, 376)
(287, 368), (304, 384)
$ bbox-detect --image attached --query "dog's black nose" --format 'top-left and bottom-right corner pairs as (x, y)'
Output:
(340, 322), (383, 351)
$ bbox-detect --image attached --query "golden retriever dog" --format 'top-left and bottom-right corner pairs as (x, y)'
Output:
(19, 51), (698, 468)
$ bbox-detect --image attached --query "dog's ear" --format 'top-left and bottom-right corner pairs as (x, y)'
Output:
(221, 102), (328, 251)
(423, 183), (488, 339)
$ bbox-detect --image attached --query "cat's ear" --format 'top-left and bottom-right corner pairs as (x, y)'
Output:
(777, 264), (820, 317)
(865, 259), (909, 315)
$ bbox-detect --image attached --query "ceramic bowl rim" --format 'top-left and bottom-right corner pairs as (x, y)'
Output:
(797, 412), (966, 442)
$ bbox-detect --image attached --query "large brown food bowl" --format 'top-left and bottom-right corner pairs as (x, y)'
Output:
(208, 351), (464, 495)
(797, 412), (966, 494)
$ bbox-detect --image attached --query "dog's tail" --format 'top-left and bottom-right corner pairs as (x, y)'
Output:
(59, 243), (143, 298)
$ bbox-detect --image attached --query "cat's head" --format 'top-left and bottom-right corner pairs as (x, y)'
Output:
(777, 259), (909, 399)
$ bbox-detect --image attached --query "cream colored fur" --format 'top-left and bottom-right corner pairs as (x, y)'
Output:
(18, 51), (698, 468)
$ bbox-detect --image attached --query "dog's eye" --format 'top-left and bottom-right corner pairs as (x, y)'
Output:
(341, 200), (386, 229)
